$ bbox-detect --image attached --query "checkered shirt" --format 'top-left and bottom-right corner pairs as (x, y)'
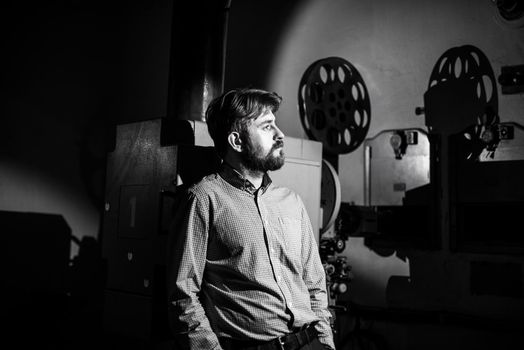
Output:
(167, 163), (335, 350)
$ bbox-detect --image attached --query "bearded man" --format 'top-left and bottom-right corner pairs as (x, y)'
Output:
(167, 88), (335, 350)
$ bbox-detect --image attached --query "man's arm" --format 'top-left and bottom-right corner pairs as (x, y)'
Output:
(166, 189), (222, 350)
(298, 198), (337, 350)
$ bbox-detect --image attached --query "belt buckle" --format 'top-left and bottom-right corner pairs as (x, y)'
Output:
(277, 335), (286, 350)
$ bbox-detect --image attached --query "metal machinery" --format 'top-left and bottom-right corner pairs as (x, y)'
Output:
(342, 127), (439, 250)
(296, 56), (434, 332)
(297, 46), (524, 329)
(298, 56), (372, 318)
(101, 118), (323, 347)
(418, 45), (524, 254)
(297, 55), (438, 254)
(101, 119), (220, 347)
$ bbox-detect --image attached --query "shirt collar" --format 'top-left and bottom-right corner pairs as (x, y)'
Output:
(219, 162), (272, 195)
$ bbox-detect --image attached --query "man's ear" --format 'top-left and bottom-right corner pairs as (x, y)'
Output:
(227, 131), (243, 153)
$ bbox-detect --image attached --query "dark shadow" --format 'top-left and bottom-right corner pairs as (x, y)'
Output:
(448, 122), (524, 254)
(67, 235), (107, 349)
(3, 211), (71, 349)
(177, 144), (221, 186)
(362, 183), (439, 251)
(225, 0), (306, 89)
(2, 210), (107, 349)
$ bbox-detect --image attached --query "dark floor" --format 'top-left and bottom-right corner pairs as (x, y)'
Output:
(7, 293), (524, 350)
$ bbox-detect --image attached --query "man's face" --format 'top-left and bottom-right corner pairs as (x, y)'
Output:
(240, 109), (285, 172)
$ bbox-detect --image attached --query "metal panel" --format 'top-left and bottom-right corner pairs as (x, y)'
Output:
(364, 129), (430, 206)
(270, 137), (323, 242)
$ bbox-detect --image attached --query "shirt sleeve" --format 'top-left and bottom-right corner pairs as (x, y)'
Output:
(298, 196), (336, 350)
(166, 189), (223, 350)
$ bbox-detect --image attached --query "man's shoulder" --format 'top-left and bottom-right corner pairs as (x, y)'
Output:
(173, 174), (222, 207)
(269, 183), (294, 195)
(187, 173), (221, 195)
(268, 183), (303, 203)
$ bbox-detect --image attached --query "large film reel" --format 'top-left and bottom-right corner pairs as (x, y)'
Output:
(427, 45), (498, 129)
(299, 57), (371, 154)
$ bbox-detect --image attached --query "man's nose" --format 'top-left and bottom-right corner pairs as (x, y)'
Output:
(274, 125), (285, 140)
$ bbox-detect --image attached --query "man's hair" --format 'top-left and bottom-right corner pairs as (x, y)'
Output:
(205, 88), (283, 157)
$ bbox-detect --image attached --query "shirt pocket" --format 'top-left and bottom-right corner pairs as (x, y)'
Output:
(277, 217), (302, 266)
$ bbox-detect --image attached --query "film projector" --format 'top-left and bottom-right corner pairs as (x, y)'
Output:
(417, 44), (524, 254)
(300, 48), (524, 266)
(298, 57), (440, 305)
(298, 56), (371, 304)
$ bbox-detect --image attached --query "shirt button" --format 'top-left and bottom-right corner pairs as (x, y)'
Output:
(288, 302), (293, 307)
(270, 248), (275, 254)
(277, 275), (281, 281)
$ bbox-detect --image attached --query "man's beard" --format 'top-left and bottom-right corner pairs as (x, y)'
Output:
(241, 139), (285, 172)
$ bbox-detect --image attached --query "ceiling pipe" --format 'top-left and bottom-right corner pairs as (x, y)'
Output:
(166, 0), (232, 122)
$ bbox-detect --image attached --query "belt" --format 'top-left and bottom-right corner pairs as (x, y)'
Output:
(274, 323), (318, 350)
(219, 322), (318, 350)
